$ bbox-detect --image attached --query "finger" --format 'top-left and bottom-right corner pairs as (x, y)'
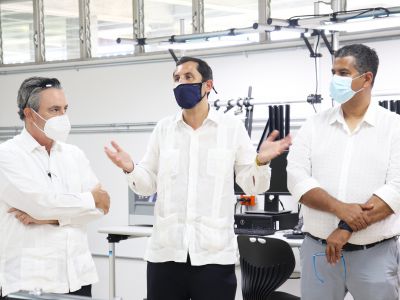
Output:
(266, 130), (280, 142)
(15, 211), (24, 219)
(104, 146), (117, 159)
(111, 141), (123, 152)
(360, 203), (374, 211)
(326, 245), (333, 264)
(8, 207), (18, 213)
(358, 218), (368, 230)
(282, 134), (292, 146)
(334, 246), (341, 263)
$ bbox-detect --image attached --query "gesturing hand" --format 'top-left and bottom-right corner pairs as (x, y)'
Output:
(257, 130), (292, 164)
(104, 141), (134, 173)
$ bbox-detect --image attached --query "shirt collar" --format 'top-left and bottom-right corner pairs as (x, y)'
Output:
(328, 102), (377, 127)
(174, 106), (221, 126)
(19, 127), (62, 153)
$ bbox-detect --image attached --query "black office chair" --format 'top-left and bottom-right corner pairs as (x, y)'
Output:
(237, 235), (300, 300)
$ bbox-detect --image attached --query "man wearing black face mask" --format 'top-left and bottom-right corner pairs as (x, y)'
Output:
(105, 56), (291, 300)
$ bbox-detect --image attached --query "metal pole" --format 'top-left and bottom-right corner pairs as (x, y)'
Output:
(330, 0), (347, 56)
(180, 19), (185, 35)
(109, 242), (116, 300)
(314, 1), (321, 95)
(32, 0), (45, 63)
(258, 0), (271, 43)
(0, 4), (3, 65)
(192, 0), (204, 33)
(133, 0), (144, 54)
(79, 0), (92, 59)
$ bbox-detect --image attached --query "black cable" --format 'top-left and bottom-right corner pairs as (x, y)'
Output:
(344, 7), (390, 21)
(279, 199), (285, 211)
(312, 33), (320, 113)
(289, 7), (390, 23)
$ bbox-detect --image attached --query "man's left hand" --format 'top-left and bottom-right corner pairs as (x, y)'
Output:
(257, 130), (291, 164)
(325, 228), (352, 265)
(8, 208), (57, 225)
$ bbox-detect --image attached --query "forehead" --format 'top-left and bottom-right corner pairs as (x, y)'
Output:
(332, 56), (358, 71)
(174, 61), (200, 76)
(38, 88), (67, 107)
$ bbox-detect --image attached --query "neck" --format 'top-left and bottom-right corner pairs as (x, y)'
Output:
(182, 98), (209, 130)
(342, 90), (371, 120)
(25, 122), (54, 154)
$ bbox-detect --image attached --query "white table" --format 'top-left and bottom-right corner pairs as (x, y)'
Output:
(98, 226), (152, 300)
(98, 226), (303, 300)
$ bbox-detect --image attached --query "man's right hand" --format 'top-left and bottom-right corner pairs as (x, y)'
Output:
(91, 184), (110, 214)
(104, 141), (134, 173)
(334, 202), (374, 231)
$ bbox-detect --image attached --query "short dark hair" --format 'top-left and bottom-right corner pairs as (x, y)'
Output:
(176, 56), (213, 81)
(17, 77), (61, 120)
(335, 44), (379, 86)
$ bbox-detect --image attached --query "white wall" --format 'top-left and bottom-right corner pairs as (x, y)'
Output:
(1, 38), (399, 299)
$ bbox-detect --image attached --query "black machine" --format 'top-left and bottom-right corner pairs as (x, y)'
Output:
(234, 214), (275, 236)
(233, 104), (301, 236)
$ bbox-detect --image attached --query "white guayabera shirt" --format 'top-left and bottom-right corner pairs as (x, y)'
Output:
(287, 103), (400, 245)
(0, 129), (103, 296)
(127, 108), (271, 265)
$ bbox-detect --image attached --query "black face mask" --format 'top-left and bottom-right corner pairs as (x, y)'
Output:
(173, 83), (206, 109)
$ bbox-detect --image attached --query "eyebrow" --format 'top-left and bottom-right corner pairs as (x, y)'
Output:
(331, 68), (350, 73)
(173, 72), (194, 78)
(48, 104), (68, 110)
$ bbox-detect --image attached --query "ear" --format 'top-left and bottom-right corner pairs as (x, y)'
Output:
(204, 80), (213, 93)
(363, 71), (374, 88)
(24, 107), (34, 122)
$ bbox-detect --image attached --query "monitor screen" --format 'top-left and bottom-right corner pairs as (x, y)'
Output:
(128, 189), (156, 226)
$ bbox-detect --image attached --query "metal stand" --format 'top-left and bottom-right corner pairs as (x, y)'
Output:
(106, 234), (128, 300)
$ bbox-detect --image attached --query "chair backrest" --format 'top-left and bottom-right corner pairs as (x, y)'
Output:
(237, 235), (295, 300)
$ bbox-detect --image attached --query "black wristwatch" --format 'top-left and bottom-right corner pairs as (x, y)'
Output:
(338, 220), (353, 233)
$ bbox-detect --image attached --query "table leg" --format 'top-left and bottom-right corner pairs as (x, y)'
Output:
(109, 242), (116, 300)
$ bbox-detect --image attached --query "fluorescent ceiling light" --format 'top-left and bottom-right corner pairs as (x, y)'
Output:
(318, 15), (400, 32)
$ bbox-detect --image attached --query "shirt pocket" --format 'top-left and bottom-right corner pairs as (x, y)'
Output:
(197, 216), (234, 252)
(72, 250), (96, 276)
(20, 247), (64, 283)
(206, 149), (234, 177)
(158, 149), (180, 178)
(150, 214), (184, 250)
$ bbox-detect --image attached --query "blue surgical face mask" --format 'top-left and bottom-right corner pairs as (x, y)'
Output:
(173, 83), (206, 109)
(329, 73), (365, 104)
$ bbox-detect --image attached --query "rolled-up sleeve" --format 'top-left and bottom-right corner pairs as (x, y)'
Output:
(287, 117), (321, 202)
(373, 124), (400, 213)
(126, 122), (160, 196)
(234, 121), (270, 195)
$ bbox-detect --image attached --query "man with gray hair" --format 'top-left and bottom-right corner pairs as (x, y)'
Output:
(0, 77), (110, 298)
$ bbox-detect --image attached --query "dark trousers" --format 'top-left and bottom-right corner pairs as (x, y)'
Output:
(147, 256), (237, 300)
(1, 284), (91, 299)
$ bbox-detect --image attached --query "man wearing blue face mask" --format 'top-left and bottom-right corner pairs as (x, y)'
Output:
(0, 77), (110, 299)
(105, 56), (291, 300)
(287, 44), (400, 300)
